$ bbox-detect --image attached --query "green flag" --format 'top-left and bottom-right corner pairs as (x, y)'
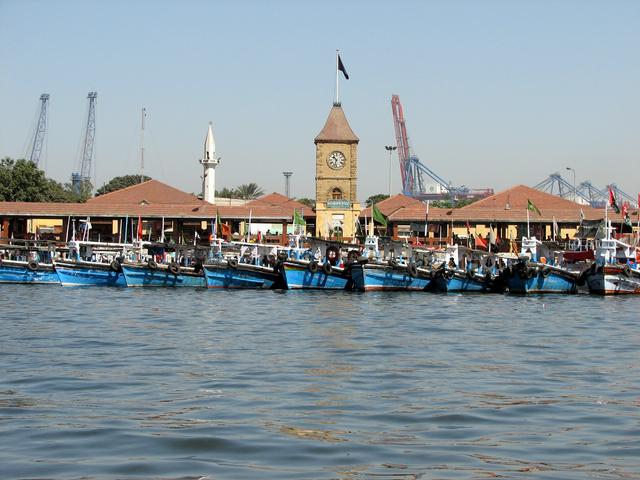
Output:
(527, 199), (541, 216)
(293, 209), (306, 226)
(372, 203), (388, 227)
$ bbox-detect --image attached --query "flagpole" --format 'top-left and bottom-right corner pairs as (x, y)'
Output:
(335, 50), (339, 105)
(527, 208), (530, 239)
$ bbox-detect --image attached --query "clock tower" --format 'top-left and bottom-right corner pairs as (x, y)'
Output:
(314, 104), (361, 239)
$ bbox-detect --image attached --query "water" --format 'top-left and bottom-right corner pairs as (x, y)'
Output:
(1, 286), (639, 479)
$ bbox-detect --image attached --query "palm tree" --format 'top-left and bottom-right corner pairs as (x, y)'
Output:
(235, 183), (264, 200)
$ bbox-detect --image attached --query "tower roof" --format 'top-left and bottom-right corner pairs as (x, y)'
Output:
(314, 104), (359, 144)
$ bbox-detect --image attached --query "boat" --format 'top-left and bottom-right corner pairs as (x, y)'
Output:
(424, 244), (500, 293)
(502, 237), (578, 294)
(348, 236), (431, 291)
(54, 241), (128, 287)
(203, 243), (283, 289)
(280, 240), (357, 290)
(0, 240), (60, 284)
(582, 222), (640, 295)
(120, 242), (206, 287)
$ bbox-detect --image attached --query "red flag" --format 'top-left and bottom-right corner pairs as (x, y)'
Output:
(475, 233), (487, 250)
(137, 216), (142, 240)
(466, 220), (471, 235)
(609, 187), (620, 214)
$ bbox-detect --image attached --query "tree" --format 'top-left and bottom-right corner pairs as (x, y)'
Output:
(365, 193), (390, 207)
(95, 174), (151, 196)
(431, 198), (476, 209)
(0, 157), (78, 202)
(296, 197), (315, 208)
(215, 187), (237, 199)
(235, 183), (264, 200)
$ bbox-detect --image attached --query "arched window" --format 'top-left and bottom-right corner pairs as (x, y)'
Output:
(331, 188), (342, 200)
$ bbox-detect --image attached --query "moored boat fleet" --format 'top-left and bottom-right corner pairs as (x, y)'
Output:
(2, 222), (640, 295)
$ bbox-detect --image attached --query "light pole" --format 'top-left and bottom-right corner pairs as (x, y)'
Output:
(566, 167), (576, 202)
(385, 145), (397, 197)
(282, 171), (293, 198)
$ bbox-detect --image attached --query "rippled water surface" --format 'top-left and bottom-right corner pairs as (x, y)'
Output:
(1, 286), (639, 479)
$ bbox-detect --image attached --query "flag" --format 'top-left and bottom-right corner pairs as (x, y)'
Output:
(580, 209), (585, 223)
(466, 220), (471, 235)
(215, 210), (221, 238)
(489, 225), (497, 245)
(527, 199), (541, 216)
(608, 187), (620, 214)
(137, 216), (142, 241)
(372, 203), (387, 227)
(293, 208), (306, 226)
(622, 202), (632, 227)
(552, 216), (559, 239)
(338, 54), (349, 79)
(475, 233), (487, 250)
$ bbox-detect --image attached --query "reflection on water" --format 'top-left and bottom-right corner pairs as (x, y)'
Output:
(1, 286), (639, 479)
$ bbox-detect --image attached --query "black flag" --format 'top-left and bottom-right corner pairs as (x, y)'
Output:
(338, 55), (349, 79)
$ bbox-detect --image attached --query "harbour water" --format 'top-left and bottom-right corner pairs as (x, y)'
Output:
(1, 286), (639, 479)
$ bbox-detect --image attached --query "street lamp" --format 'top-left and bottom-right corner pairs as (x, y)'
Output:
(385, 146), (397, 197)
(566, 167), (576, 202)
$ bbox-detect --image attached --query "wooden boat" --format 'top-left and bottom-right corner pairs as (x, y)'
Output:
(0, 240), (60, 285)
(54, 241), (128, 286)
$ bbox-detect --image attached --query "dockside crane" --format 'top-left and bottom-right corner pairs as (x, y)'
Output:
(27, 93), (50, 168)
(391, 95), (492, 202)
(534, 174), (638, 208)
(71, 92), (97, 195)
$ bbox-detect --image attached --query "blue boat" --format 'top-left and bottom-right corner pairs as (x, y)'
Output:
(505, 262), (577, 294)
(121, 261), (206, 287)
(349, 260), (431, 292)
(0, 259), (60, 284)
(203, 258), (281, 289)
(280, 259), (353, 289)
(427, 267), (494, 293)
(54, 259), (127, 287)
(0, 240), (60, 284)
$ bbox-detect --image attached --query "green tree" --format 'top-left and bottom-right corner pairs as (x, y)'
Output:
(430, 198), (476, 208)
(215, 187), (237, 199)
(296, 197), (315, 208)
(0, 157), (77, 202)
(235, 182), (264, 200)
(95, 174), (151, 196)
(365, 193), (390, 207)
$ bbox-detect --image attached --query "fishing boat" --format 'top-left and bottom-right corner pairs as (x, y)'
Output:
(0, 240), (60, 284)
(280, 240), (357, 290)
(582, 222), (640, 295)
(54, 241), (128, 287)
(348, 236), (430, 292)
(120, 242), (206, 287)
(203, 243), (283, 289)
(503, 237), (578, 294)
(424, 244), (500, 293)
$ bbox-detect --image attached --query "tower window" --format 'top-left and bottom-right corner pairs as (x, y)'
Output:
(331, 188), (343, 200)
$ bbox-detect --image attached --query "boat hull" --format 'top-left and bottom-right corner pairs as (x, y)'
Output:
(203, 263), (280, 289)
(121, 264), (206, 287)
(585, 264), (640, 295)
(0, 261), (60, 284)
(350, 263), (431, 292)
(429, 270), (492, 293)
(54, 261), (127, 287)
(281, 261), (351, 290)
(507, 266), (577, 294)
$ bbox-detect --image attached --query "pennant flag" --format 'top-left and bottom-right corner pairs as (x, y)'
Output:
(527, 199), (541, 216)
(552, 216), (559, 239)
(580, 209), (585, 223)
(489, 225), (497, 245)
(137, 216), (143, 241)
(475, 233), (488, 250)
(608, 187), (620, 214)
(338, 54), (349, 79)
(622, 202), (632, 227)
(293, 209), (306, 226)
(372, 203), (387, 227)
(466, 220), (471, 235)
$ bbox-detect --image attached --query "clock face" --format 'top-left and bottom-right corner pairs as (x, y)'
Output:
(327, 151), (346, 170)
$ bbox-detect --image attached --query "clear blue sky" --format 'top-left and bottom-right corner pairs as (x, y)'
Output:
(1, 0), (639, 202)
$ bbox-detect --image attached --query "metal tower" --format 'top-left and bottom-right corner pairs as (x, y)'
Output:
(28, 93), (50, 168)
(72, 92), (97, 194)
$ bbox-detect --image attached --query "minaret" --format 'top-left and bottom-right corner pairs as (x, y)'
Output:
(200, 122), (219, 203)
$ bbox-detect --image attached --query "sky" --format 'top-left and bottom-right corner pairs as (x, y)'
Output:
(1, 0), (639, 202)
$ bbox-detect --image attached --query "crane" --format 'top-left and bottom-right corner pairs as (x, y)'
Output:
(71, 92), (97, 195)
(27, 93), (50, 168)
(390, 95), (492, 202)
(534, 174), (638, 208)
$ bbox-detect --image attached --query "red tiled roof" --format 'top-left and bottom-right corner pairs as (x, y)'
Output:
(88, 179), (201, 205)
(314, 105), (359, 144)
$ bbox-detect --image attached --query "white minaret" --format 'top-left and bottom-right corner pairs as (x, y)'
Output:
(200, 122), (219, 203)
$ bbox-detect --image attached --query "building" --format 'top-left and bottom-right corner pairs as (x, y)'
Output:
(314, 103), (361, 240)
